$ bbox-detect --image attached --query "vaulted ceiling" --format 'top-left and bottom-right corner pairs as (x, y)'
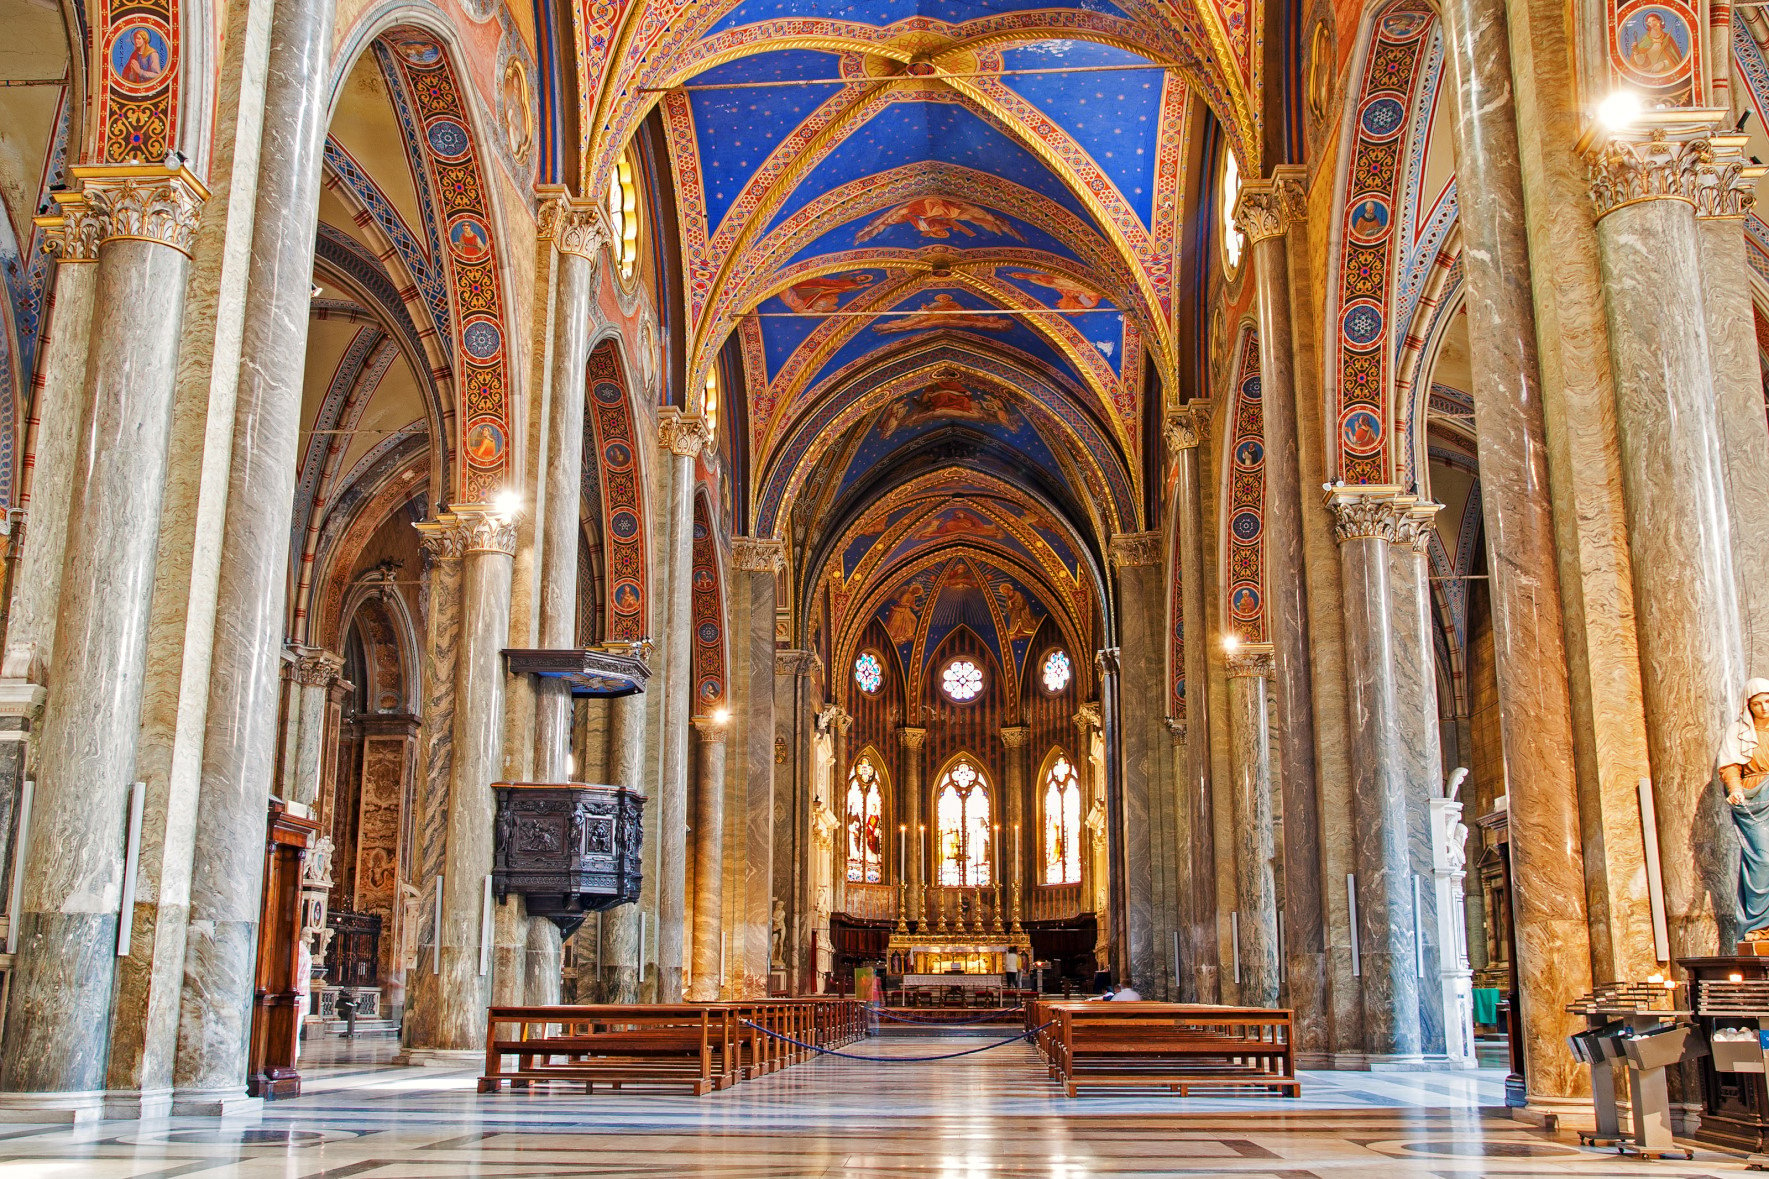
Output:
(581, 0), (1246, 674)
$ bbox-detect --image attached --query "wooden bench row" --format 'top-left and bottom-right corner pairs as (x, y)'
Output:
(480, 999), (866, 1096)
(1026, 999), (1300, 1098)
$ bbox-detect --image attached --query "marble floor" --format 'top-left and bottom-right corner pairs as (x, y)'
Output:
(1, 1033), (1761, 1177)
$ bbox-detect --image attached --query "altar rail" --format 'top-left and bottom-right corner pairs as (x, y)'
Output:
(479, 998), (865, 1096)
(1027, 1000), (1299, 1098)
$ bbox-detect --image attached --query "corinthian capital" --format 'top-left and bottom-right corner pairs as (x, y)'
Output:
(731, 537), (786, 573)
(1324, 485), (1410, 544)
(1694, 132), (1767, 219)
(35, 192), (101, 262)
(1109, 531), (1161, 567)
(998, 724), (1030, 750)
(1234, 179), (1304, 245)
(414, 508), (518, 560)
(1584, 119), (1725, 220)
(1163, 413), (1200, 452)
(549, 204), (610, 260)
(1394, 499), (1441, 554)
(292, 648), (345, 687)
(1224, 643), (1275, 679)
(71, 163), (207, 258)
(658, 409), (714, 458)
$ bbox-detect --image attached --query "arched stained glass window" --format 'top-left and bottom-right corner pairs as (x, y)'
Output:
(1041, 751), (1083, 885)
(845, 755), (883, 883)
(1221, 148), (1244, 273)
(935, 756), (992, 886)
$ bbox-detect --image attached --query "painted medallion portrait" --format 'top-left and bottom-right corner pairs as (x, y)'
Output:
(448, 215), (492, 263)
(391, 36), (443, 66)
(464, 419), (505, 465)
(110, 24), (171, 92)
(1614, 0), (1696, 99)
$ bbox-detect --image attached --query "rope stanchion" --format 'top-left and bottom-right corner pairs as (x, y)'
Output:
(874, 1006), (1027, 1026)
(740, 1019), (1052, 1063)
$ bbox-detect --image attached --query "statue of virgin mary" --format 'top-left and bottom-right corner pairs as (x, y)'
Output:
(1718, 678), (1769, 940)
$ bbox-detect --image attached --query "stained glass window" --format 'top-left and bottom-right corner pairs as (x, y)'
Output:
(1221, 149), (1244, 272)
(1041, 751), (1083, 885)
(941, 658), (984, 702)
(845, 756), (884, 883)
(607, 149), (640, 280)
(854, 651), (882, 695)
(935, 757), (992, 886)
(1041, 649), (1072, 693)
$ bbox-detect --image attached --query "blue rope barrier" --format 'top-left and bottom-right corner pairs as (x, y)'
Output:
(739, 1019), (1051, 1063)
(874, 1006), (1027, 1025)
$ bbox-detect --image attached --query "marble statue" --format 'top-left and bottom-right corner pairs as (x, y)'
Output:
(1718, 677), (1769, 939)
(770, 898), (787, 969)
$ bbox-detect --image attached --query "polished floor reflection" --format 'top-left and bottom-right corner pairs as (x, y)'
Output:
(0, 1033), (1759, 1176)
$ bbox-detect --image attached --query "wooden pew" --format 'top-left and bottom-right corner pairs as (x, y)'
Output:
(481, 1005), (736, 1095)
(1045, 1002), (1299, 1098)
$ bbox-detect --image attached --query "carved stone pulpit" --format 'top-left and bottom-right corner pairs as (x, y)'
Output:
(492, 783), (645, 937)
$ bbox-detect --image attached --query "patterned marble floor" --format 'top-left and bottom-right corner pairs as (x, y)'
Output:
(0, 1033), (1761, 1177)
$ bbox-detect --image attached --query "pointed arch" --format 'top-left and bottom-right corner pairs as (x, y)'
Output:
(1035, 745), (1084, 887)
(932, 750), (994, 887)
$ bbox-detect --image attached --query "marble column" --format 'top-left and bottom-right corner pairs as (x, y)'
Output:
(285, 651), (343, 811)
(169, 0), (337, 1105)
(600, 683), (651, 1003)
(1109, 533), (1163, 990)
(1234, 173), (1328, 1047)
(403, 511), (515, 1049)
(729, 538), (782, 995)
(1440, 0), (1597, 1097)
(1225, 646), (1279, 1007)
(688, 716), (728, 1001)
(1587, 124), (1747, 956)
(1326, 487), (1423, 1061)
(1390, 506), (1447, 1055)
(899, 727), (927, 924)
(532, 204), (605, 779)
(656, 411), (711, 1002)
(1167, 410), (1220, 1001)
(2, 200), (99, 680)
(0, 167), (203, 1111)
(1692, 147), (1769, 675)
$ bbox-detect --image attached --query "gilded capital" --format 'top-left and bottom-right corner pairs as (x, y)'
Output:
(543, 200), (610, 260)
(691, 713), (729, 742)
(1164, 716), (1186, 742)
(70, 163), (207, 258)
(292, 649), (345, 687)
(1324, 485), (1410, 544)
(1073, 701), (1102, 731)
(1694, 133), (1767, 219)
(35, 192), (101, 262)
(775, 648), (821, 677)
(1163, 413), (1200, 452)
(998, 724), (1031, 749)
(898, 725), (927, 752)
(1584, 124), (1718, 220)
(1234, 174), (1306, 245)
(1224, 643), (1275, 679)
(658, 409), (714, 458)
(1394, 499), (1441, 554)
(731, 537), (786, 573)
(415, 508), (517, 559)
(1109, 531), (1161, 568)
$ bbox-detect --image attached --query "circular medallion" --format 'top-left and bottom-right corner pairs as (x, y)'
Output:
(611, 579), (642, 615)
(461, 316), (503, 362)
(426, 118), (471, 160)
(1341, 408), (1384, 455)
(699, 679), (722, 702)
(1347, 195), (1392, 243)
(593, 380), (625, 406)
(1380, 10), (1431, 39)
(698, 622), (720, 644)
(1232, 510), (1262, 541)
(463, 418), (505, 467)
(447, 215), (492, 263)
(1241, 374), (1262, 400)
(610, 510), (639, 539)
(108, 20), (175, 96)
(390, 36), (443, 66)
(1235, 438), (1264, 468)
(1341, 300), (1385, 348)
(603, 441), (632, 470)
(1359, 95), (1407, 140)
(1231, 586), (1262, 618)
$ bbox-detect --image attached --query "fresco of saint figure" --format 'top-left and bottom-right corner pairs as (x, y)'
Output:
(782, 272), (875, 313)
(856, 197), (1026, 242)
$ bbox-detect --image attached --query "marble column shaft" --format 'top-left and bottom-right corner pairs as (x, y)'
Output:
(999, 726), (1028, 908)
(1441, 0), (1597, 1096)
(1695, 205), (1769, 676)
(1329, 490), (1423, 1059)
(1226, 651), (1279, 1007)
(1389, 512), (1446, 1055)
(1, 172), (202, 1099)
(900, 727), (927, 923)
(656, 412), (708, 1002)
(1236, 175), (1328, 1049)
(601, 687), (649, 1002)
(730, 540), (780, 997)
(1110, 536), (1163, 990)
(170, 0), (335, 1102)
(286, 652), (341, 810)
(3, 246), (98, 677)
(688, 718), (727, 1001)
(412, 513), (515, 1044)
(1171, 417), (1221, 1001)
(533, 235), (596, 779)
(1589, 133), (1745, 956)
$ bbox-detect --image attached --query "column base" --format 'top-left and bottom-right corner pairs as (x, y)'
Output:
(1510, 1096), (1593, 1132)
(394, 1048), (482, 1067)
(171, 1088), (264, 1118)
(104, 1088), (173, 1120)
(0, 1090), (107, 1123)
(1329, 1052), (1429, 1070)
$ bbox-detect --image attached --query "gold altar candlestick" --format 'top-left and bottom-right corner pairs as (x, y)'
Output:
(1012, 822), (1023, 931)
(918, 824), (926, 931)
(896, 824), (907, 932)
(992, 824), (1005, 932)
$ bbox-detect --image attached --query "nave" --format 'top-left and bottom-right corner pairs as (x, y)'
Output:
(0, 1033), (1730, 1178)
